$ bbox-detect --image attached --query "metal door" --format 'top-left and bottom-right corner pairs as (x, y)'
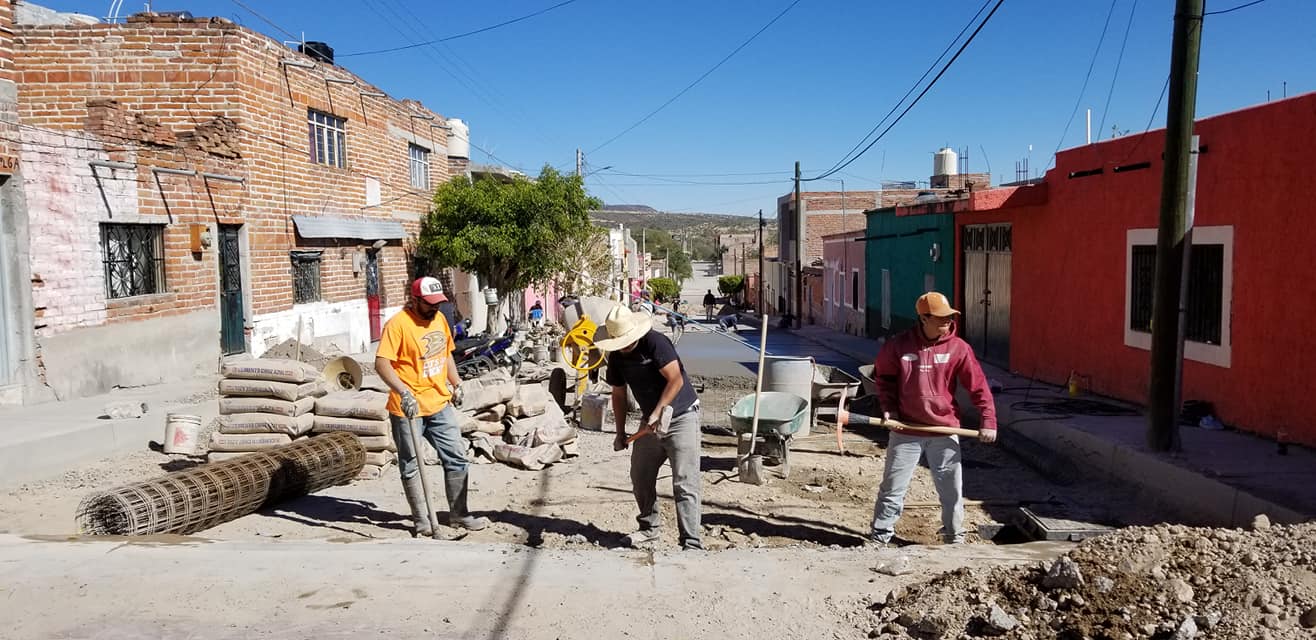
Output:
(366, 249), (382, 342)
(218, 225), (245, 355)
(961, 223), (1012, 366)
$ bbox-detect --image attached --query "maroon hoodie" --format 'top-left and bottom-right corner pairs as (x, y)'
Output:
(873, 320), (997, 436)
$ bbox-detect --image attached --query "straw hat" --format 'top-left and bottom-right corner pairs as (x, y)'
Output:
(593, 305), (652, 352)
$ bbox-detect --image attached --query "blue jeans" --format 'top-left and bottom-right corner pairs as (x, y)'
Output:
(390, 405), (468, 479)
(871, 432), (964, 543)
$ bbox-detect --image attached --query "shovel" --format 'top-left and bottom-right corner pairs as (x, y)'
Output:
(737, 315), (770, 485)
(405, 415), (442, 539)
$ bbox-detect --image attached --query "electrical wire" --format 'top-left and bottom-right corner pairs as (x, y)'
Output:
(1097, 0), (1140, 140)
(1204, 0), (1268, 15)
(805, 0), (1006, 182)
(338, 0), (583, 57)
(228, 0), (300, 41)
(587, 0), (803, 155)
(1108, 73), (1170, 167)
(1046, 0), (1120, 170)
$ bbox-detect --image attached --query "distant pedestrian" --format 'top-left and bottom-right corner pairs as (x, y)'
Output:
(596, 305), (703, 550)
(868, 292), (997, 546)
(703, 290), (716, 321)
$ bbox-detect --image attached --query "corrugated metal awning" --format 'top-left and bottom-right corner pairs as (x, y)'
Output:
(292, 215), (407, 241)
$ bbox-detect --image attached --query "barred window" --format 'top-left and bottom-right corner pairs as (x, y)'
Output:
(291, 251), (322, 304)
(1129, 243), (1224, 345)
(308, 109), (347, 168)
(408, 143), (430, 189)
(101, 223), (165, 299)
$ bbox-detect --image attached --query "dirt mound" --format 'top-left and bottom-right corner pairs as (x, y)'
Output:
(860, 521), (1316, 639)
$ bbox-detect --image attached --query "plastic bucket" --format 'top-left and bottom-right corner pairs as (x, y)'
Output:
(762, 356), (814, 436)
(164, 413), (203, 455)
(532, 345), (549, 364)
(579, 393), (609, 431)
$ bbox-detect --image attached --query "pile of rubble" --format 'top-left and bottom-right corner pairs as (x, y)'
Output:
(860, 518), (1316, 639)
(452, 370), (577, 471)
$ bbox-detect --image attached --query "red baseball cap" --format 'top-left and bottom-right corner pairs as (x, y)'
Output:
(411, 277), (448, 304)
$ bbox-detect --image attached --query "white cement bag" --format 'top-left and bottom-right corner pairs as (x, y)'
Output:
(364, 451), (396, 467)
(475, 420), (505, 436)
(493, 442), (564, 471)
(221, 358), (322, 383)
(506, 402), (566, 443)
(475, 404), (507, 422)
(218, 396), (315, 417)
(207, 451), (258, 463)
(355, 464), (385, 481)
(456, 373), (516, 412)
(314, 390), (390, 421)
(534, 421), (578, 448)
(467, 433), (498, 463)
(508, 384), (550, 418)
(312, 415), (391, 437)
(217, 412), (314, 437)
(219, 379), (325, 402)
(458, 410), (482, 435)
(208, 432), (292, 452)
(356, 435), (397, 452)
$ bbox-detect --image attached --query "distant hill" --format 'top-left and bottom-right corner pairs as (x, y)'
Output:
(592, 208), (765, 232)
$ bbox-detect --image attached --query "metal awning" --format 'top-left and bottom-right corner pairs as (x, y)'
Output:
(292, 215), (407, 241)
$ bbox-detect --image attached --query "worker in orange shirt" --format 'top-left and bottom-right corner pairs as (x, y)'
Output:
(375, 277), (490, 536)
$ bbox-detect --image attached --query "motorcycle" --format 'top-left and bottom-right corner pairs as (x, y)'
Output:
(454, 320), (524, 379)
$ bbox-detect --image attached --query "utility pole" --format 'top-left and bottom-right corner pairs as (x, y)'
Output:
(793, 161), (803, 329)
(575, 148), (583, 177)
(757, 208), (765, 316)
(1147, 0), (1204, 453)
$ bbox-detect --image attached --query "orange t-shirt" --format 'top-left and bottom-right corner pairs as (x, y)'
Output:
(376, 308), (456, 417)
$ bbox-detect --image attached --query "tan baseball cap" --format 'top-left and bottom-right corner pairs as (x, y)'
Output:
(915, 291), (958, 317)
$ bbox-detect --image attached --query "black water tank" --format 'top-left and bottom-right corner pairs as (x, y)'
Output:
(298, 41), (334, 65)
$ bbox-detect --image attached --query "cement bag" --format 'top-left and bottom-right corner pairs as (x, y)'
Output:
(534, 420), (578, 448)
(458, 410), (482, 436)
(356, 435), (397, 452)
(314, 390), (390, 421)
(456, 372), (516, 412)
(221, 358), (321, 383)
(506, 402), (566, 443)
(508, 384), (549, 418)
(364, 451), (396, 467)
(475, 420), (505, 437)
(475, 404), (507, 422)
(493, 442), (564, 471)
(355, 464), (385, 481)
(219, 396), (315, 417)
(467, 433), (498, 463)
(219, 378), (325, 402)
(207, 451), (257, 463)
(312, 415), (391, 437)
(217, 412), (314, 437)
(208, 432), (293, 452)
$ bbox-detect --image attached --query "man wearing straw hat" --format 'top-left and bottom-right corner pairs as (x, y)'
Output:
(376, 277), (491, 537)
(596, 305), (704, 550)
(869, 291), (996, 547)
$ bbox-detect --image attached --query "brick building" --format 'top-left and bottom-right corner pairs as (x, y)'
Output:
(6, 6), (469, 401)
(0, 0), (39, 404)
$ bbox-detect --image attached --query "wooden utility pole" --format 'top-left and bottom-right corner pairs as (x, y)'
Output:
(793, 161), (803, 329)
(1147, 0), (1204, 452)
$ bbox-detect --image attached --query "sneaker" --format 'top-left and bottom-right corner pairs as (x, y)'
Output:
(626, 529), (661, 547)
(449, 515), (491, 531)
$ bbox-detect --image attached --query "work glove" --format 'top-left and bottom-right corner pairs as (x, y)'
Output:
(400, 390), (419, 419)
(451, 382), (464, 407)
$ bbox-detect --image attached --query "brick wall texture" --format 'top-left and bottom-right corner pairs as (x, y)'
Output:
(14, 14), (459, 347)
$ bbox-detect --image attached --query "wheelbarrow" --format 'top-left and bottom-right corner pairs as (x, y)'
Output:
(728, 391), (808, 480)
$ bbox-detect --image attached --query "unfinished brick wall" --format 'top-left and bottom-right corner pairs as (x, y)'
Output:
(0, 1), (14, 84)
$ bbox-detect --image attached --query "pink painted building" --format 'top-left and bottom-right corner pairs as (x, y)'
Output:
(821, 229), (866, 335)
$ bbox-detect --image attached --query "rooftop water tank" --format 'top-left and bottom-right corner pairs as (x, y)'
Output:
(298, 41), (334, 65)
(447, 118), (470, 159)
(934, 147), (958, 177)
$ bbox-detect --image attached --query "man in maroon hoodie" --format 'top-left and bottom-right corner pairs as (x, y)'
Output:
(870, 291), (997, 545)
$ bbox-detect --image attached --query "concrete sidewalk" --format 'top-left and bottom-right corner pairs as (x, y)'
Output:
(790, 323), (1316, 527)
(0, 376), (218, 488)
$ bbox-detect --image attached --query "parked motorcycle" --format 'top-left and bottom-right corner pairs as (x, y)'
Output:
(455, 320), (524, 379)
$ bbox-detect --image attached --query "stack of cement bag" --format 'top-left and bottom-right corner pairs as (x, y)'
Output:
(455, 371), (578, 471)
(313, 390), (396, 481)
(210, 359), (326, 462)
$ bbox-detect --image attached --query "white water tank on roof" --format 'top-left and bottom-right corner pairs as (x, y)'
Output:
(934, 147), (958, 176)
(447, 119), (469, 159)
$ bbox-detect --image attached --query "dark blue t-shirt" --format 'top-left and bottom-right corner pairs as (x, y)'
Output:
(605, 331), (697, 416)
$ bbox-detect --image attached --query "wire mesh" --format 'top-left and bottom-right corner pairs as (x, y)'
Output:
(76, 432), (366, 536)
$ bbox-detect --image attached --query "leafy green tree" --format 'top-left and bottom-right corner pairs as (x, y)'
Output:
(418, 166), (602, 302)
(551, 224), (614, 298)
(646, 277), (679, 301)
(637, 228), (693, 282)
(718, 275), (745, 296)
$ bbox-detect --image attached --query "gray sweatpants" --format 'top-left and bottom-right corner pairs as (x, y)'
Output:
(871, 431), (964, 544)
(631, 408), (703, 549)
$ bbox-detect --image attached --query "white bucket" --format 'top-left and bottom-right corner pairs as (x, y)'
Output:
(532, 344), (549, 364)
(164, 413), (203, 455)
(579, 393), (610, 431)
(762, 356), (815, 437)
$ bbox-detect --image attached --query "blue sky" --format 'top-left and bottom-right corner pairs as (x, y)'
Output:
(40, 0), (1316, 215)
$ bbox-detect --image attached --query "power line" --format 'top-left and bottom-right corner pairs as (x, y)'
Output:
(587, 0), (803, 155)
(814, 0), (994, 180)
(1098, 0), (1140, 140)
(340, 0), (583, 57)
(1047, 0), (1120, 169)
(806, 0), (1006, 182)
(1204, 0), (1268, 15)
(228, 0), (299, 41)
(1108, 73), (1171, 167)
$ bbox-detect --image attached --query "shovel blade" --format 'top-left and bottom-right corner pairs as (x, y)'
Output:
(737, 454), (767, 485)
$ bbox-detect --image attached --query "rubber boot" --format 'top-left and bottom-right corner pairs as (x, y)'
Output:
(401, 473), (434, 537)
(444, 471), (490, 531)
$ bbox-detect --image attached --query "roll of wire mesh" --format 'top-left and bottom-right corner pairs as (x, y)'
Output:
(76, 432), (367, 536)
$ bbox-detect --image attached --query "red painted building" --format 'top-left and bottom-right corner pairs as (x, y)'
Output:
(954, 93), (1316, 447)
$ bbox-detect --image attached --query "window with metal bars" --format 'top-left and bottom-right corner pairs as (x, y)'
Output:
(101, 223), (165, 299)
(1129, 244), (1224, 344)
(308, 109), (346, 168)
(408, 143), (430, 189)
(290, 251), (322, 304)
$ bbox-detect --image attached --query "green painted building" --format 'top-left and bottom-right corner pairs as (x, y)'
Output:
(863, 207), (955, 337)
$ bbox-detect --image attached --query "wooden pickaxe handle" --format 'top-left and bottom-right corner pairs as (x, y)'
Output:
(625, 425), (653, 444)
(835, 392), (978, 438)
